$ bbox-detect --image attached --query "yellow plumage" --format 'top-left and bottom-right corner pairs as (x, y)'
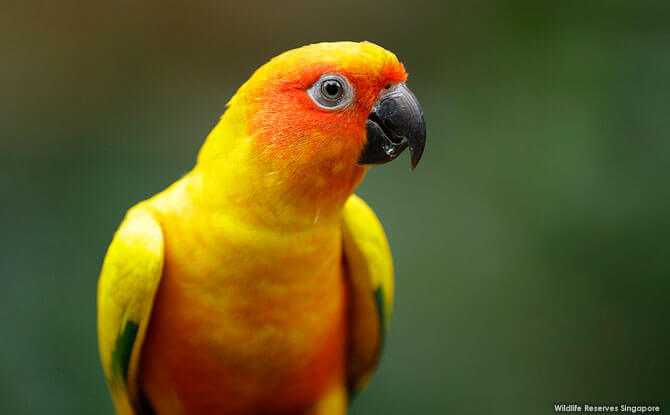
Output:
(97, 41), (424, 414)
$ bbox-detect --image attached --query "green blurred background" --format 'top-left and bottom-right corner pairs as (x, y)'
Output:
(2, 1), (669, 413)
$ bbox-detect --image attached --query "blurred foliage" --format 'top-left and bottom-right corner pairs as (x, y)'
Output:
(1, 0), (669, 413)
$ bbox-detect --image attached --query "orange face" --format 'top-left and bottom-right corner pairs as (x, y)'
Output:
(198, 41), (425, 211)
(238, 42), (408, 171)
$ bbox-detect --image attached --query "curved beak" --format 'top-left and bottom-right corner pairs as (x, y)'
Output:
(358, 83), (426, 170)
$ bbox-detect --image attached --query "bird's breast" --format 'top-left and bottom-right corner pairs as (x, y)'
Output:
(140, 207), (347, 414)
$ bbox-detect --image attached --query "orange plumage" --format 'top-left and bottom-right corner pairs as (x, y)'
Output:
(97, 41), (422, 415)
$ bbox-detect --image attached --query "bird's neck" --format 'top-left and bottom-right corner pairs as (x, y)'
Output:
(191, 107), (366, 229)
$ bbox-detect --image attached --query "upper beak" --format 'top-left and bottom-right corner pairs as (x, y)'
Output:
(358, 83), (426, 170)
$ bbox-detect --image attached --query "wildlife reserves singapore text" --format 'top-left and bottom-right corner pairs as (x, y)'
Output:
(555, 404), (660, 413)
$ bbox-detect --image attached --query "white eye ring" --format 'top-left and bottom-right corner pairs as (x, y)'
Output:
(307, 74), (354, 110)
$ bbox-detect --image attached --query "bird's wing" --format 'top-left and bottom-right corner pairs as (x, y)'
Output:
(97, 205), (164, 415)
(341, 194), (394, 395)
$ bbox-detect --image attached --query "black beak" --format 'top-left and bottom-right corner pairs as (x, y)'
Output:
(358, 83), (426, 170)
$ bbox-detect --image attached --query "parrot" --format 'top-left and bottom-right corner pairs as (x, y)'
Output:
(97, 41), (426, 415)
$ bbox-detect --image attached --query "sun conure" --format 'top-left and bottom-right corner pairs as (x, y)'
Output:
(97, 41), (426, 415)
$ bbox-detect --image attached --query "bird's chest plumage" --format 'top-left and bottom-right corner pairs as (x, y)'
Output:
(140, 208), (347, 414)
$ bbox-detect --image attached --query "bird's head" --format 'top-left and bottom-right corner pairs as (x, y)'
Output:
(198, 41), (426, 211)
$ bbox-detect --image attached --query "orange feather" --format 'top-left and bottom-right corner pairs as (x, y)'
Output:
(133, 41), (405, 414)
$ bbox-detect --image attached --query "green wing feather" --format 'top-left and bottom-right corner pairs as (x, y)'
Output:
(97, 205), (164, 415)
(342, 194), (394, 395)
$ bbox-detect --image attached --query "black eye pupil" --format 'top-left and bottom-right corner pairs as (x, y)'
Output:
(323, 80), (342, 98)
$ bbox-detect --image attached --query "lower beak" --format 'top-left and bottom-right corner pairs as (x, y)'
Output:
(358, 83), (426, 170)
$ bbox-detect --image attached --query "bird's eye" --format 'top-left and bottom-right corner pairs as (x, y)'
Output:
(308, 74), (353, 110)
(321, 79), (343, 100)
